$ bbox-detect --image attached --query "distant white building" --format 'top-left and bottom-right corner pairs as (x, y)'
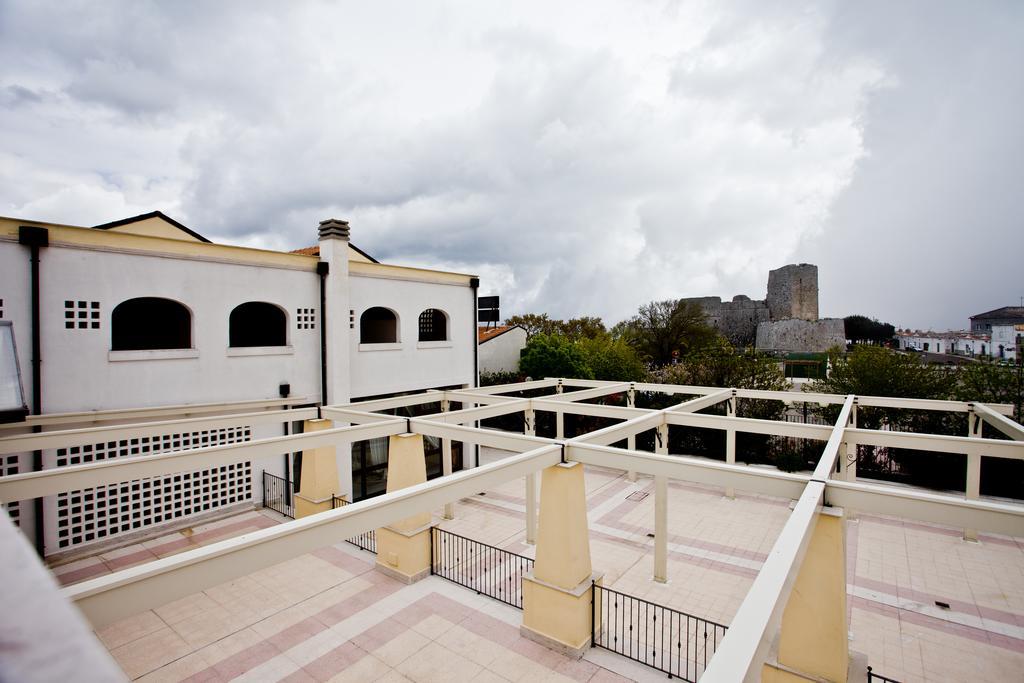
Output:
(478, 325), (527, 375)
(895, 329), (989, 356)
(991, 324), (1024, 362)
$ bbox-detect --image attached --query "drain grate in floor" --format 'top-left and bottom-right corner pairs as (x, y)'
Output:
(625, 490), (650, 502)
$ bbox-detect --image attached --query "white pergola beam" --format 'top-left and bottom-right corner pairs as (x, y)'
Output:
(845, 427), (1024, 460)
(566, 443), (809, 500)
(0, 408), (319, 455)
(0, 396), (315, 431)
(543, 383), (631, 403)
(664, 411), (834, 440)
(701, 482), (826, 683)
(973, 402), (1024, 441)
(825, 479), (1024, 537)
(65, 444), (563, 628)
(0, 420), (406, 503)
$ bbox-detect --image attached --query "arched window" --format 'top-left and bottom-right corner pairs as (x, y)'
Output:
(360, 307), (398, 343)
(418, 308), (448, 342)
(229, 302), (287, 347)
(111, 297), (191, 351)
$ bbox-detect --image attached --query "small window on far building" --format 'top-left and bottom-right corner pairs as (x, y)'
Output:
(360, 307), (399, 343)
(111, 297), (191, 350)
(418, 308), (448, 342)
(230, 302), (287, 347)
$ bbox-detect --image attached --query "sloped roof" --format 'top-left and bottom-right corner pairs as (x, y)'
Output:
(970, 306), (1024, 320)
(478, 325), (524, 343)
(289, 244), (379, 263)
(93, 211), (211, 243)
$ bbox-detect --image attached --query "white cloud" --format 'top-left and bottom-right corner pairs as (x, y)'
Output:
(1, 0), (1019, 329)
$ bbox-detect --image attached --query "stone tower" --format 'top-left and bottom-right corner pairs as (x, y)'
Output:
(766, 264), (818, 322)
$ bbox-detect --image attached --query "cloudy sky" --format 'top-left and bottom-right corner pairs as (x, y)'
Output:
(2, 1), (1021, 331)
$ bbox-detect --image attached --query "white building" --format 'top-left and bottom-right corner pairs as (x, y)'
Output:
(0, 211), (478, 555)
(896, 329), (990, 357)
(478, 325), (527, 375)
(991, 324), (1024, 362)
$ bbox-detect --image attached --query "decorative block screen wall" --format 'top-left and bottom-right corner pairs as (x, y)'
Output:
(52, 427), (252, 551)
(64, 300), (100, 330)
(1, 454), (18, 526)
(297, 308), (316, 330)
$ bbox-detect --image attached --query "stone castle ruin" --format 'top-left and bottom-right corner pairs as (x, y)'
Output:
(681, 264), (845, 353)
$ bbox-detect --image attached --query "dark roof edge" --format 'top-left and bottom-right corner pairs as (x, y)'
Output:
(349, 242), (378, 263)
(970, 306), (1024, 320)
(92, 211), (212, 243)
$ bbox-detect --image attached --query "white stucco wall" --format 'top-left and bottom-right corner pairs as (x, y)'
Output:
(348, 274), (475, 398)
(479, 327), (526, 374)
(23, 245), (322, 412)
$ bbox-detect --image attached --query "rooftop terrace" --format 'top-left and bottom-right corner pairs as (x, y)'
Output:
(1, 379), (1022, 682)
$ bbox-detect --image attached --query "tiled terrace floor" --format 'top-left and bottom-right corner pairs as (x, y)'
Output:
(78, 448), (1024, 681)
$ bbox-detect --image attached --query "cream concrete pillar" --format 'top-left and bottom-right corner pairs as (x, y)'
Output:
(725, 397), (737, 499)
(764, 508), (850, 682)
(441, 399), (454, 520)
(626, 388), (638, 481)
(525, 408), (538, 544)
(965, 411), (982, 541)
(521, 462), (602, 657)
(294, 419), (339, 518)
(653, 475), (668, 583)
(375, 434), (433, 583)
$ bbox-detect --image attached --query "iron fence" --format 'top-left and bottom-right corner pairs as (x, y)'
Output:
(867, 666), (901, 682)
(430, 527), (534, 609)
(332, 495), (377, 554)
(262, 471), (294, 519)
(592, 583), (727, 682)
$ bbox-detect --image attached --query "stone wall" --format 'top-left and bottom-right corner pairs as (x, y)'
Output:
(681, 295), (770, 344)
(766, 264), (818, 321)
(756, 318), (845, 353)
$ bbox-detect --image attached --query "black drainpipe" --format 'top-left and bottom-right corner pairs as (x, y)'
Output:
(19, 225), (48, 557)
(470, 277), (480, 468)
(317, 261), (329, 408)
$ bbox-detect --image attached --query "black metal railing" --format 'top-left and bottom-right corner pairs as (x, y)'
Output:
(262, 471), (295, 519)
(430, 527), (534, 609)
(332, 495), (377, 554)
(592, 583), (727, 682)
(867, 666), (901, 683)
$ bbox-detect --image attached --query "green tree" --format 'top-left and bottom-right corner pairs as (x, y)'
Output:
(504, 313), (559, 339)
(577, 336), (647, 382)
(954, 359), (1023, 422)
(559, 316), (608, 341)
(622, 299), (716, 364)
(519, 334), (593, 380)
(844, 315), (896, 345)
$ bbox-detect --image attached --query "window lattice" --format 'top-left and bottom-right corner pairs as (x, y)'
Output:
(297, 308), (316, 330)
(1, 455), (18, 526)
(65, 300), (100, 330)
(54, 427), (252, 549)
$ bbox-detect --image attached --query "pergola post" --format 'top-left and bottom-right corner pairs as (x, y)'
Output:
(294, 418), (339, 518)
(525, 408), (538, 544)
(725, 396), (737, 498)
(627, 387), (638, 482)
(521, 462), (602, 657)
(965, 409), (982, 541)
(764, 507), (851, 681)
(844, 404), (858, 482)
(375, 433), (433, 583)
(441, 399), (454, 520)
(654, 474), (668, 583)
